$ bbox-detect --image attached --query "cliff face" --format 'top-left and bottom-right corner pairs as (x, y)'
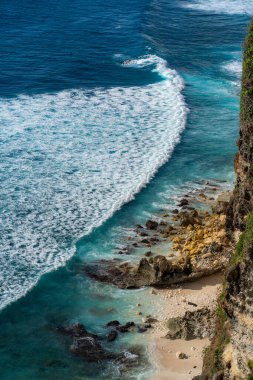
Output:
(227, 20), (253, 232)
(203, 21), (253, 380)
(222, 214), (253, 379)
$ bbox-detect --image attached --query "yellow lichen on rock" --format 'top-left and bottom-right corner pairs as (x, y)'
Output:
(171, 212), (227, 259)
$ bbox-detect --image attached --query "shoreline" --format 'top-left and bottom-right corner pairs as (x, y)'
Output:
(82, 179), (233, 378)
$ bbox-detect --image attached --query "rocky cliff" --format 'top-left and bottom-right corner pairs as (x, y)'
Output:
(202, 20), (253, 380)
(227, 20), (253, 232)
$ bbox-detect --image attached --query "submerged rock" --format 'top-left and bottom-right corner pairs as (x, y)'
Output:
(56, 323), (119, 362)
(116, 322), (135, 333)
(106, 320), (120, 327)
(107, 330), (118, 342)
(70, 335), (117, 361)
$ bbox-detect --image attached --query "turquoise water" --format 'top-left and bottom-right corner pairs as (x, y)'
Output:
(0, 0), (251, 378)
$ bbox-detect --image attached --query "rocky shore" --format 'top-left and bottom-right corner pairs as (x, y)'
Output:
(84, 183), (232, 293)
(55, 178), (233, 379)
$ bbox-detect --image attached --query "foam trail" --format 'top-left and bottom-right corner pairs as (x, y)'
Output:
(0, 55), (187, 309)
(182, 0), (253, 15)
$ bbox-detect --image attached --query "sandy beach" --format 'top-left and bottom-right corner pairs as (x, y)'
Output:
(146, 273), (222, 379)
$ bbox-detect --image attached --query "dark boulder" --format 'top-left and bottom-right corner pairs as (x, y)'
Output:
(146, 220), (158, 230)
(150, 237), (159, 242)
(56, 323), (119, 362)
(106, 320), (120, 327)
(180, 212), (199, 227)
(117, 322), (135, 333)
(178, 198), (189, 207)
(188, 301), (198, 307)
(139, 231), (148, 237)
(144, 317), (158, 324)
(70, 336), (117, 361)
(153, 255), (171, 279)
(166, 308), (215, 340)
(141, 238), (150, 244)
(107, 330), (118, 342)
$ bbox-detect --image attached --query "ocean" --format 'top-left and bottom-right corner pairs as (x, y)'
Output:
(0, 0), (251, 378)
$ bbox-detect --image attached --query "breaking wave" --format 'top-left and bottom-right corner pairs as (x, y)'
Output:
(182, 0), (253, 15)
(0, 55), (187, 309)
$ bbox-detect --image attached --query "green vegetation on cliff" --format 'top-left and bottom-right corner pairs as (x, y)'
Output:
(232, 211), (253, 264)
(241, 20), (253, 123)
(202, 291), (229, 377)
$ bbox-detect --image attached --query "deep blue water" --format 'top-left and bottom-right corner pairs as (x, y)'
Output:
(0, 0), (252, 379)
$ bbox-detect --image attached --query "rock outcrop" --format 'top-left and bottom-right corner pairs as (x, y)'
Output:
(84, 255), (192, 288)
(55, 323), (143, 367)
(56, 323), (118, 362)
(84, 249), (227, 289)
(166, 307), (215, 340)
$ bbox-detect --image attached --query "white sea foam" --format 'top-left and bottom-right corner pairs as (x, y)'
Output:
(0, 55), (187, 309)
(182, 0), (253, 15)
(222, 60), (242, 78)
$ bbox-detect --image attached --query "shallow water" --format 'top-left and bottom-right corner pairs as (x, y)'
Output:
(0, 0), (251, 378)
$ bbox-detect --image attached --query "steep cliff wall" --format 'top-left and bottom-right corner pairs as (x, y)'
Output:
(227, 20), (253, 232)
(202, 20), (253, 380)
(222, 213), (253, 379)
